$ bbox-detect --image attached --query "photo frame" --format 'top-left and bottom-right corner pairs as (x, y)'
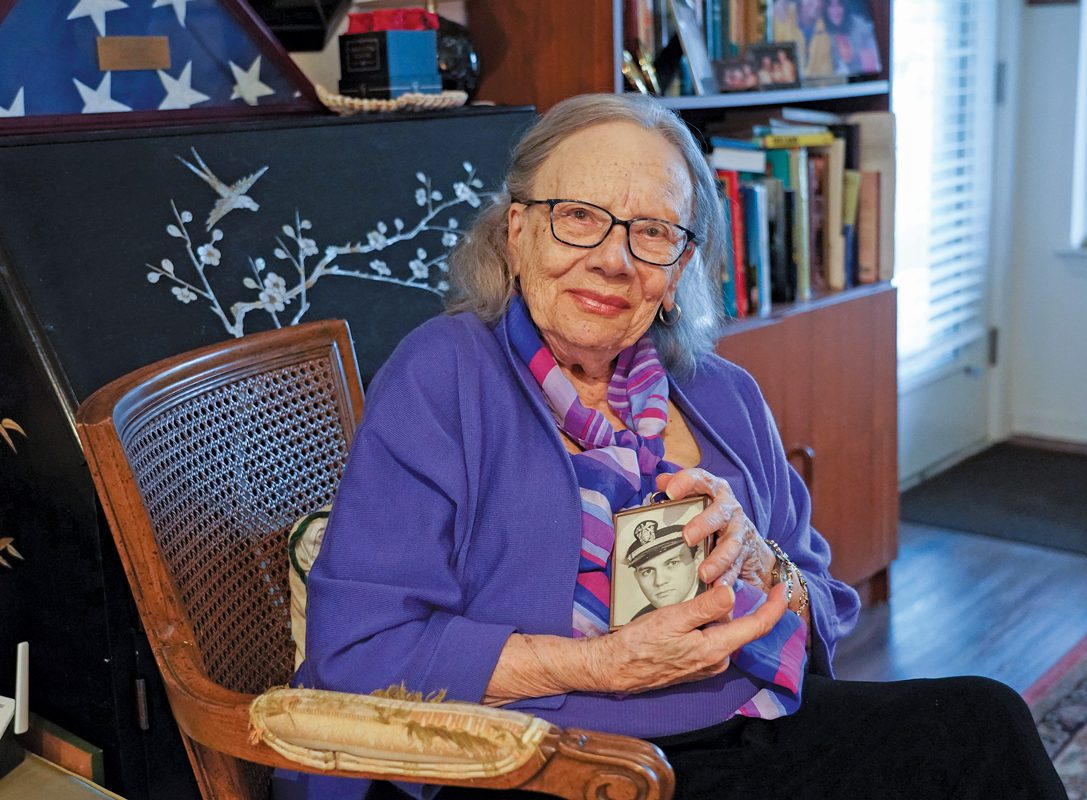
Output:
(668, 0), (719, 95)
(713, 55), (758, 92)
(611, 495), (712, 630)
(824, 0), (883, 77)
(746, 42), (801, 89)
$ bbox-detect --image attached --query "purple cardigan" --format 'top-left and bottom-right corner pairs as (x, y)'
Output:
(290, 311), (859, 797)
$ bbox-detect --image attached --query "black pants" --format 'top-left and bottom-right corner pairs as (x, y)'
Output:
(419, 674), (1067, 800)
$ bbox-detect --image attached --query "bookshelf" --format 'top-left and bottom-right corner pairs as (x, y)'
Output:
(466, 0), (891, 113)
(466, 0), (898, 601)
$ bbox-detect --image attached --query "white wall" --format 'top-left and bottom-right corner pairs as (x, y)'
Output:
(1004, 2), (1087, 445)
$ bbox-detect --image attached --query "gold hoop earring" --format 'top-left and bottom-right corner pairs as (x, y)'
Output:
(657, 303), (681, 327)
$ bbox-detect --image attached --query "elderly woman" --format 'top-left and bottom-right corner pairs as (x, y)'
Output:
(289, 94), (1064, 799)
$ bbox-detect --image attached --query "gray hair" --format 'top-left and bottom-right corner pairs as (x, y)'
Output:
(445, 93), (726, 377)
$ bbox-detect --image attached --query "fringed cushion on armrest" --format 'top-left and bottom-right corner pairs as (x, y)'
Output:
(249, 687), (553, 780)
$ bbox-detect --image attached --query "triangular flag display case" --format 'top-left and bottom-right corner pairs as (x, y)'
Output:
(0, 0), (324, 134)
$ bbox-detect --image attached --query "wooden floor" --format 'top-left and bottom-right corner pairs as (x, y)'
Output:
(835, 521), (1087, 692)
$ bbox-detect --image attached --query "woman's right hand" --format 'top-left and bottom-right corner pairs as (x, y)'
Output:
(483, 581), (787, 705)
(595, 582), (788, 694)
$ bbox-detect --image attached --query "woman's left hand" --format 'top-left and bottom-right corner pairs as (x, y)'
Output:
(656, 469), (777, 592)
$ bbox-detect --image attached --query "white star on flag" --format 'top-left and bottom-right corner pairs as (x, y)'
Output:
(67, 0), (129, 37)
(229, 56), (275, 106)
(158, 62), (210, 110)
(152, 0), (191, 27)
(74, 73), (132, 114)
(0, 88), (25, 118)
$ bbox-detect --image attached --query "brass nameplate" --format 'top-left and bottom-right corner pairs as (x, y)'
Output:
(96, 36), (171, 72)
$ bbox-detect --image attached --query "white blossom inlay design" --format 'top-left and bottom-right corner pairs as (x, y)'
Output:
(144, 152), (488, 337)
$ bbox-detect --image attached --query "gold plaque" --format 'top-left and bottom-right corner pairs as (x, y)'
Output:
(96, 36), (171, 72)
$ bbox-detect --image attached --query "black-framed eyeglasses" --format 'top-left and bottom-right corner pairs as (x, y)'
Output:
(512, 197), (697, 267)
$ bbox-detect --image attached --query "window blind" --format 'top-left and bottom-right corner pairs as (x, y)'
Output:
(893, 0), (997, 384)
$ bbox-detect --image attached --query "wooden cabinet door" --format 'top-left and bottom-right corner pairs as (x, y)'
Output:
(805, 289), (898, 589)
(716, 287), (898, 594)
(467, 0), (617, 111)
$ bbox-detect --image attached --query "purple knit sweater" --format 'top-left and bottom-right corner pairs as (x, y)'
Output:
(288, 311), (860, 798)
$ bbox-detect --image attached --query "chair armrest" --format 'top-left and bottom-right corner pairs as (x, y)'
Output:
(157, 640), (674, 799)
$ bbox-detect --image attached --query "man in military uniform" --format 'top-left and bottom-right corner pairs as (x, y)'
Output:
(624, 520), (704, 620)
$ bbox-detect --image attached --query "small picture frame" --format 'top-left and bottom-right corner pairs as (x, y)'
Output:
(745, 42), (801, 89)
(610, 495), (712, 630)
(668, 0), (720, 95)
(713, 55), (759, 92)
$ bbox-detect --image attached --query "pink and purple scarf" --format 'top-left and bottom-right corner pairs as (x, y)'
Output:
(506, 295), (806, 718)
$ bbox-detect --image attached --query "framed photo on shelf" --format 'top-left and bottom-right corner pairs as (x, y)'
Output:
(746, 42), (801, 89)
(610, 495), (711, 630)
(824, 0), (883, 77)
(714, 55), (758, 92)
(769, 0), (836, 81)
(668, 0), (719, 95)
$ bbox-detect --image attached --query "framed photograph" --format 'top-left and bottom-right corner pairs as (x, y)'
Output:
(610, 495), (712, 630)
(746, 42), (801, 89)
(668, 0), (719, 95)
(713, 55), (758, 92)
(824, 0), (883, 77)
(769, 0), (837, 81)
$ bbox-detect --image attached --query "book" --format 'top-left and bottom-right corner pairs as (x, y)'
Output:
(766, 119), (831, 134)
(718, 169), (748, 317)
(727, 0), (746, 52)
(764, 146), (810, 301)
(829, 121), (861, 170)
(779, 106), (843, 126)
(704, 0), (725, 60)
(856, 169), (880, 283)
(763, 175), (794, 303)
(710, 135), (761, 149)
(717, 188), (737, 317)
(807, 150), (827, 292)
(743, 0), (768, 44)
(845, 110), (895, 281)
(624, 0), (657, 60)
(740, 181), (771, 317)
(788, 147), (811, 300)
(710, 144), (767, 173)
(810, 137), (846, 290)
(758, 131), (837, 149)
(842, 168), (861, 286)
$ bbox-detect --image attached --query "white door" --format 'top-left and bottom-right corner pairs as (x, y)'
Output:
(892, 0), (1000, 486)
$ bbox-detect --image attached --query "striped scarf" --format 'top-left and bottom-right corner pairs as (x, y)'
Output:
(505, 295), (808, 718)
(506, 295), (677, 638)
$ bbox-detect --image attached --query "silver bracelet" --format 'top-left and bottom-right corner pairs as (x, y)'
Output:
(765, 539), (809, 615)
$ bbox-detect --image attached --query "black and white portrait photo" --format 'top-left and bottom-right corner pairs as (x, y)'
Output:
(610, 496), (710, 629)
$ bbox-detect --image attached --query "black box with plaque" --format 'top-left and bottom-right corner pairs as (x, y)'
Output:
(338, 30), (442, 99)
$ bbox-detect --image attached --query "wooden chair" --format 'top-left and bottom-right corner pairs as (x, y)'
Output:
(75, 320), (673, 800)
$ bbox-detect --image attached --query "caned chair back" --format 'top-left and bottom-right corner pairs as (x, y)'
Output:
(77, 320), (364, 799)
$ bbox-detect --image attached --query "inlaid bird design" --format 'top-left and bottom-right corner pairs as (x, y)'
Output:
(176, 147), (269, 231)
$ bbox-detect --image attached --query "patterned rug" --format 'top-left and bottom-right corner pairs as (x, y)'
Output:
(1026, 634), (1087, 798)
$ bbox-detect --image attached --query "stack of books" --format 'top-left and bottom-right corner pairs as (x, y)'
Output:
(710, 107), (895, 318)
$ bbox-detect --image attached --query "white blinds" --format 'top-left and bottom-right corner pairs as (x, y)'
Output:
(892, 0), (996, 383)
